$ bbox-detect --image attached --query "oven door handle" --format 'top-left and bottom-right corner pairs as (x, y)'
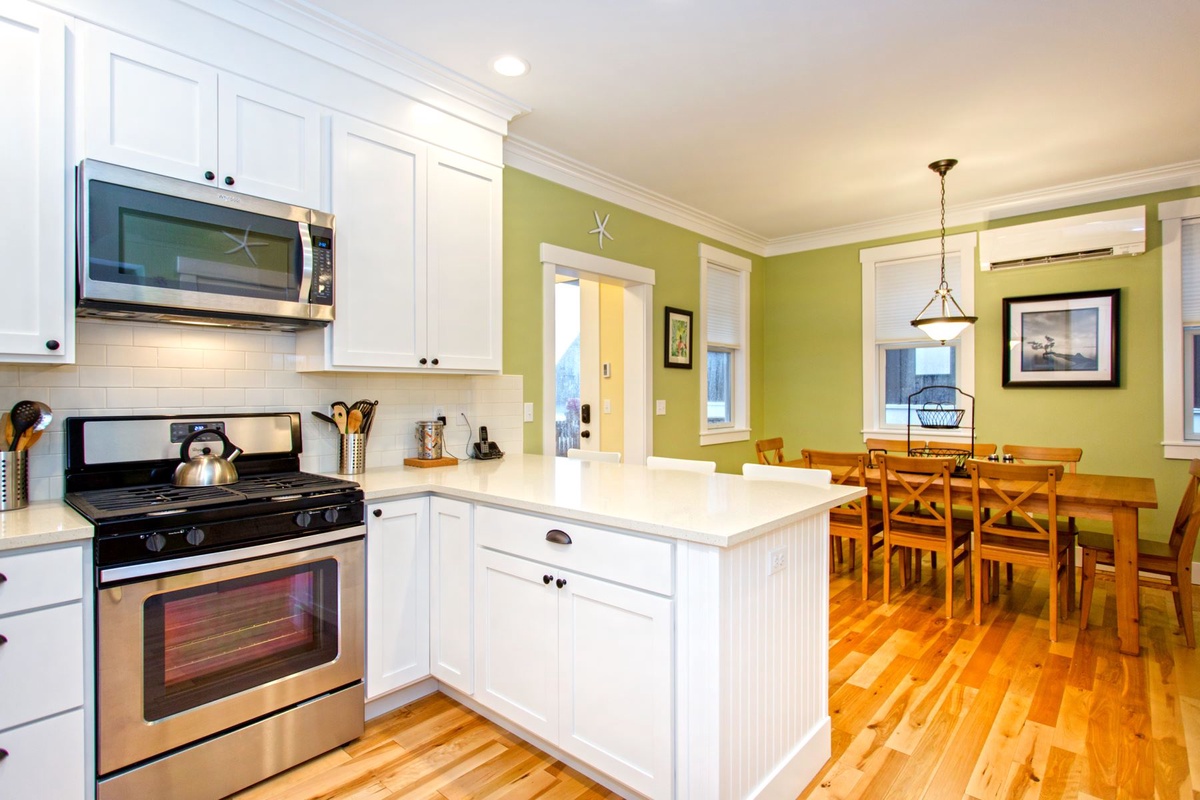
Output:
(99, 526), (365, 584)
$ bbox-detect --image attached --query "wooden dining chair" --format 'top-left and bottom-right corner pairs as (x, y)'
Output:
(566, 448), (621, 463)
(967, 460), (1069, 641)
(865, 438), (921, 467)
(802, 449), (883, 600)
(755, 438), (786, 465)
(999, 444), (1083, 599)
(925, 441), (997, 459)
(876, 454), (972, 618)
(1079, 458), (1200, 648)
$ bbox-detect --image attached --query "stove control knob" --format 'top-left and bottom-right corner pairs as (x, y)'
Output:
(185, 528), (205, 546)
(323, 507), (340, 524)
(294, 511), (312, 528)
(145, 533), (167, 553)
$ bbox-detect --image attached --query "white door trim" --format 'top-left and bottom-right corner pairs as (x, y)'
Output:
(541, 244), (655, 464)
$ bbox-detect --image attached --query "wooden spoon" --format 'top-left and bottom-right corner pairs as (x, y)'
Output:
(347, 409), (363, 434)
(330, 406), (348, 434)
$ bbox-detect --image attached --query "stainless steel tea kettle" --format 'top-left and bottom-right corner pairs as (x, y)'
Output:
(173, 428), (242, 487)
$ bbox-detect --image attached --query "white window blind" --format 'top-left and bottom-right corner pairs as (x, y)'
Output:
(707, 265), (742, 346)
(1182, 220), (1200, 325)
(875, 255), (959, 342)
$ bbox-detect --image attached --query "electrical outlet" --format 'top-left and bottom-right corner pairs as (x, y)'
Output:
(768, 547), (787, 575)
(524, 402), (534, 422)
(458, 412), (469, 427)
(433, 406), (444, 420)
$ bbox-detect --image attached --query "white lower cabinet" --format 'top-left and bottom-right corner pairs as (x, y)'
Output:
(475, 520), (673, 800)
(366, 497), (430, 699)
(429, 497), (474, 694)
(0, 543), (89, 799)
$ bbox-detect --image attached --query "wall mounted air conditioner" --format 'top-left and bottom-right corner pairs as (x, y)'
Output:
(979, 206), (1145, 271)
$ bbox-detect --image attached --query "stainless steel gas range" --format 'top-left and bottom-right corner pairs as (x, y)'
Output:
(64, 412), (366, 800)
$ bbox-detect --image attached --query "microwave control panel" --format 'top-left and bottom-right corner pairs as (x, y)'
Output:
(310, 232), (334, 305)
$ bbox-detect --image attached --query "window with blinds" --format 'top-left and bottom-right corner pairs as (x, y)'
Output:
(1181, 219), (1200, 438)
(698, 244), (751, 444)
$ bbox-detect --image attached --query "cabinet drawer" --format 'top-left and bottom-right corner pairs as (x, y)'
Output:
(0, 603), (84, 730)
(0, 709), (85, 799)
(476, 506), (673, 595)
(0, 546), (83, 616)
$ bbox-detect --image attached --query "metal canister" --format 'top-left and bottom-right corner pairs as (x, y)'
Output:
(414, 420), (445, 460)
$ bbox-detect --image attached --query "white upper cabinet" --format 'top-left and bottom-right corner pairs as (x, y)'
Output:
(0, 0), (70, 362)
(297, 119), (503, 373)
(81, 26), (322, 208)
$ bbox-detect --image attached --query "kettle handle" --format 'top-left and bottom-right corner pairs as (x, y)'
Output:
(179, 428), (241, 461)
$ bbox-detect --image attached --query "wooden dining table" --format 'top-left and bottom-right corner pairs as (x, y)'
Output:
(805, 463), (1159, 656)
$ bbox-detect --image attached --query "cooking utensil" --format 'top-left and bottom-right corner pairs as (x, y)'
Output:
(8, 401), (39, 452)
(1, 413), (10, 449)
(352, 399), (379, 437)
(330, 406), (348, 434)
(347, 409), (363, 434)
(173, 428), (242, 487)
(311, 411), (338, 426)
(16, 402), (52, 452)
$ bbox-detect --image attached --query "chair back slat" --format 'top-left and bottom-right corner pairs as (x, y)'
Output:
(1001, 444), (1082, 473)
(755, 438), (785, 465)
(925, 441), (997, 458)
(1169, 459), (1200, 565)
(968, 460), (1062, 543)
(801, 450), (870, 522)
(877, 454), (955, 533)
(866, 438), (922, 467)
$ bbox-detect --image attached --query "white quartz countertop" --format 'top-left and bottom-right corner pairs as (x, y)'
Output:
(0, 500), (93, 552)
(342, 454), (865, 547)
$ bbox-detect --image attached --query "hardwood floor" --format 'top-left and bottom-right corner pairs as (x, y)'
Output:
(233, 559), (1200, 799)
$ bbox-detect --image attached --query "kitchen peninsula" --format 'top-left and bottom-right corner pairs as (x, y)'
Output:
(355, 454), (864, 800)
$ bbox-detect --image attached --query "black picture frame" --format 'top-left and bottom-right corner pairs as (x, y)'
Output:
(664, 306), (693, 369)
(1002, 289), (1119, 387)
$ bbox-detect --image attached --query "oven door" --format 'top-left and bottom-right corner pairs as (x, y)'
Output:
(96, 529), (364, 776)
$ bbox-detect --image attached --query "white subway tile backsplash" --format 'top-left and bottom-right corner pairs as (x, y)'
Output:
(3, 320), (522, 501)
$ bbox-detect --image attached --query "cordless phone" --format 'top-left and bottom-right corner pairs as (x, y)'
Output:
(473, 425), (504, 459)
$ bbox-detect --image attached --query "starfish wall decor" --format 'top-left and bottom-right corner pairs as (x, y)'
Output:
(588, 210), (613, 249)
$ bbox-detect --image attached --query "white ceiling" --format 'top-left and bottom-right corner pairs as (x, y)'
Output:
(296, 0), (1200, 246)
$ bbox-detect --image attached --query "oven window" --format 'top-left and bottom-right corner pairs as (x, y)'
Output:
(88, 180), (301, 301)
(142, 558), (339, 721)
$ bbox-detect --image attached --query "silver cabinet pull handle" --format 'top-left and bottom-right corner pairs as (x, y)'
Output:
(545, 530), (572, 545)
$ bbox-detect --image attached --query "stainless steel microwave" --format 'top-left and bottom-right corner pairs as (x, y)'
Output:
(77, 160), (335, 330)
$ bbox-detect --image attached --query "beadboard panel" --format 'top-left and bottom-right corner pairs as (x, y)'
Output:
(1, 319), (523, 500)
(677, 514), (829, 800)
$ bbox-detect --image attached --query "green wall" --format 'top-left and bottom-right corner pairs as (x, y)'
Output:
(503, 169), (764, 473)
(763, 186), (1200, 540)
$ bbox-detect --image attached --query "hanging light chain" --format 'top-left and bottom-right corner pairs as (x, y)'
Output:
(938, 166), (949, 289)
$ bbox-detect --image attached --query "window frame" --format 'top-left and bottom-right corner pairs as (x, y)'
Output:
(1159, 197), (1200, 459)
(698, 243), (751, 446)
(860, 233), (977, 440)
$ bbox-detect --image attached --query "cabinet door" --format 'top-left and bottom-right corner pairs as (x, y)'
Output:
(426, 148), (503, 372)
(429, 497), (473, 694)
(475, 548), (558, 742)
(82, 26), (219, 184)
(329, 117), (428, 369)
(0, 710), (85, 800)
(366, 497), (430, 699)
(218, 75), (323, 207)
(0, 1), (68, 361)
(0, 603), (84, 730)
(558, 572), (673, 800)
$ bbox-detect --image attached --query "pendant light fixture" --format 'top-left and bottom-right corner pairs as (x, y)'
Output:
(911, 158), (976, 343)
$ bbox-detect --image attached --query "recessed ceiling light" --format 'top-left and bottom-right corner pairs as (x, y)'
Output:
(491, 55), (529, 77)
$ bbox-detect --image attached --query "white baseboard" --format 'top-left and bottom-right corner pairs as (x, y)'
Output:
(748, 716), (832, 800)
(364, 677), (438, 721)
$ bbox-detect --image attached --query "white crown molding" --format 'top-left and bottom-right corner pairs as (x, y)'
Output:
(765, 160), (1200, 256)
(504, 137), (769, 256)
(174, 0), (531, 133)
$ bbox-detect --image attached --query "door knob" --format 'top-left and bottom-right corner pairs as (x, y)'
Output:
(580, 430), (590, 439)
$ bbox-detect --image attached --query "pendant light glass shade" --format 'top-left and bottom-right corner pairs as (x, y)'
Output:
(911, 159), (976, 344)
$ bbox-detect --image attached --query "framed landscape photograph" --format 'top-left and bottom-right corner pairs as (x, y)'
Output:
(1002, 289), (1119, 387)
(664, 306), (693, 369)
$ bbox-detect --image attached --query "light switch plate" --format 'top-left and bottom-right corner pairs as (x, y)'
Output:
(656, 400), (667, 415)
(523, 403), (534, 422)
(603, 399), (611, 414)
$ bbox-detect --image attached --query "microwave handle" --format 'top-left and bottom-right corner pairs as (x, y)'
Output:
(298, 221), (314, 303)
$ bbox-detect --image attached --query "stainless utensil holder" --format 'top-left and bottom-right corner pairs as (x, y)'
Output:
(0, 450), (29, 511)
(338, 434), (366, 475)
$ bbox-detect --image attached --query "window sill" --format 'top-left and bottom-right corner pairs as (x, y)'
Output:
(1163, 442), (1200, 460)
(700, 428), (750, 446)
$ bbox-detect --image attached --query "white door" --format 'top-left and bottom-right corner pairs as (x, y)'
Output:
(82, 26), (219, 185)
(330, 117), (427, 369)
(426, 147), (503, 371)
(474, 548), (559, 742)
(429, 497), (473, 694)
(366, 498), (430, 699)
(578, 280), (601, 451)
(557, 571), (673, 800)
(217, 75), (323, 207)
(0, 0), (69, 361)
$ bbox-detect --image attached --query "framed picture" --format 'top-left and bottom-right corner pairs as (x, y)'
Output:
(1002, 289), (1119, 387)
(664, 306), (693, 369)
